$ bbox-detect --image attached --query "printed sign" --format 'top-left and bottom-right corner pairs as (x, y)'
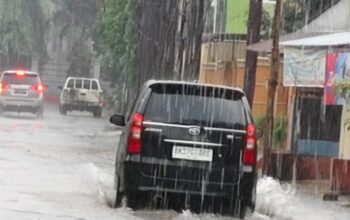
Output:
(283, 47), (326, 87)
(325, 52), (350, 105)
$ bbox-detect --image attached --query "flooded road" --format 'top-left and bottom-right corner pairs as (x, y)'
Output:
(0, 103), (348, 220)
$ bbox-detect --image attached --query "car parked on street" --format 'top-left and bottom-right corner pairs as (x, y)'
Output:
(59, 77), (104, 117)
(0, 70), (45, 117)
(109, 80), (259, 218)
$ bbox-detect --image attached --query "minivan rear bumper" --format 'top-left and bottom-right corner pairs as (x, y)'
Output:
(0, 97), (43, 109)
(123, 160), (256, 201)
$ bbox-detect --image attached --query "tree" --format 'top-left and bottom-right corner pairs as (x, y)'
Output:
(261, 9), (272, 39)
(0, 0), (48, 69)
(244, 0), (263, 106)
(51, 0), (97, 77)
(263, 0), (282, 175)
(66, 34), (92, 77)
(97, 0), (206, 113)
(97, 0), (137, 87)
(282, 0), (339, 34)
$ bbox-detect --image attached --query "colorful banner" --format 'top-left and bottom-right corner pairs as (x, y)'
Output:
(325, 52), (350, 105)
(283, 47), (326, 87)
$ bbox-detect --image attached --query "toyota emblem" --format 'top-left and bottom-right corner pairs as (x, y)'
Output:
(188, 126), (201, 136)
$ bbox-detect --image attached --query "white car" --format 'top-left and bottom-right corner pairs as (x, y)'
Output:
(59, 77), (104, 117)
(0, 70), (44, 117)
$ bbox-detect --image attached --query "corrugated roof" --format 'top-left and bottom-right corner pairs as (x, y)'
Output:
(307, 0), (341, 24)
(247, 0), (343, 53)
(280, 31), (350, 46)
(247, 32), (329, 52)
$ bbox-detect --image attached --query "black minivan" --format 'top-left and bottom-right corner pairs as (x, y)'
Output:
(110, 80), (258, 218)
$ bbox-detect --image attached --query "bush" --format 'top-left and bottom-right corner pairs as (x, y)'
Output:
(255, 116), (288, 149)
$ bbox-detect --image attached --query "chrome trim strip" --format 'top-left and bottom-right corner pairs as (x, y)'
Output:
(143, 121), (246, 134)
(164, 139), (222, 147)
(144, 127), (163, 132)
(227, 135), (234, 139)
(143, 121), (191, 129)
(204, 127), (246, 134)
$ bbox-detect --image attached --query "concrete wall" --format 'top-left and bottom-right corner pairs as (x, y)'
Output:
(297, 140), (339, 158)
(199, 41), (290, 117)
(339, 105), (350, 159)
(268, 153), (332, 181)
(331, 159), (350, 194)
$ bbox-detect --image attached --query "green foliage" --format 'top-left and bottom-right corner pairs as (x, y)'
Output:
(66, 35), (92, 77)
(96, 0), (138, 88)
(0, 0), (48, 68)
(255, 116), (288, 148)
(261, 8), (272, 39)
(334, 80), (350, 99)
(51, 0), (97, 77)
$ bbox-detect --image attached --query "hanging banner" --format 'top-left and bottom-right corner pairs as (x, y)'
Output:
(324, 52), (350, 105)
(283, 47), (326, 87)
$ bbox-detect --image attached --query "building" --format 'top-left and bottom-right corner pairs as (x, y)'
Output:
(249, 0), (350, 158)
(199, 0), (289, 118)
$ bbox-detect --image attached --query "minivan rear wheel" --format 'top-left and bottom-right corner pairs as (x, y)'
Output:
(37, 106), (44, 118)
(59, 104), (67, 115)
(114, 176), (123, 208)
(126, 191), (149, 210)
(93, 107), (102, 118)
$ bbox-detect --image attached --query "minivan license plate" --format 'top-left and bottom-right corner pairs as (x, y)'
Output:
(172, 146), (213, 162)
(14, 89), (27, 95)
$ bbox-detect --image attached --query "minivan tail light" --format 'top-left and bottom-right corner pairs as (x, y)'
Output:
(243, 124), (257, 166)
(127, 113), (144, 154)
(16, 70), (25, 76)
(32, 84), (44, 92)
(0, 83), (5, 94)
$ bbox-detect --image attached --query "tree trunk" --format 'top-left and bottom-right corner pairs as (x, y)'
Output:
(243, 0), (262, 106)
(262, 0), (282, 175)
(137, 0), (205, 84)
(174, 0), (206, 81)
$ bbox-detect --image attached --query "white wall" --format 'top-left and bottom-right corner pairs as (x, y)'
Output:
(302, 0), (350, 33)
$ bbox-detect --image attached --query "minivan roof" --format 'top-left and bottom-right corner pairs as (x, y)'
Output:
(2, 70), (39, 75)
(144, 80), (245, 94)
(66, 77), (99, 81)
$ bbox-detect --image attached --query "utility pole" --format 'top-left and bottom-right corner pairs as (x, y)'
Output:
(244, 0), (263, 106)
(262, 0), (282, 175)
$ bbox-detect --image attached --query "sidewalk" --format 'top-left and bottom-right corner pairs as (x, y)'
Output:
(296, 179), (350, 208)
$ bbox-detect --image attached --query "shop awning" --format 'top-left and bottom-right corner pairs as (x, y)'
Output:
(280, 31), (350, 47)
(247, 32), (329, 53)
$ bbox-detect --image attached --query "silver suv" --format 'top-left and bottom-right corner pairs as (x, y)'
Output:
(0, 70), (44, 117)
(59, 77), (103, 117)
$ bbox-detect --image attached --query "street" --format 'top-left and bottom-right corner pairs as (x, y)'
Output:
(0, 103), (349, 220)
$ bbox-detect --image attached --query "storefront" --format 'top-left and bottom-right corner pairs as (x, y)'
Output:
(281, 32), (350, 159)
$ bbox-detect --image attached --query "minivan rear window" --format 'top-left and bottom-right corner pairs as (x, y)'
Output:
(83, 80), (90, 89)
(1, 73), (39, 85)
(144, 84), (247, 129)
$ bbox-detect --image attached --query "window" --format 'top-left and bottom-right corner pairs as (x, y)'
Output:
(83, 80), (90, 89)
(144, 84), (246, 129)
(91, 81), (98, 90)
(75, 79), (82, 89)
(2, 73), (39, 85)
(299, 97), (342, 142)
(67, 79), (74, 88)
